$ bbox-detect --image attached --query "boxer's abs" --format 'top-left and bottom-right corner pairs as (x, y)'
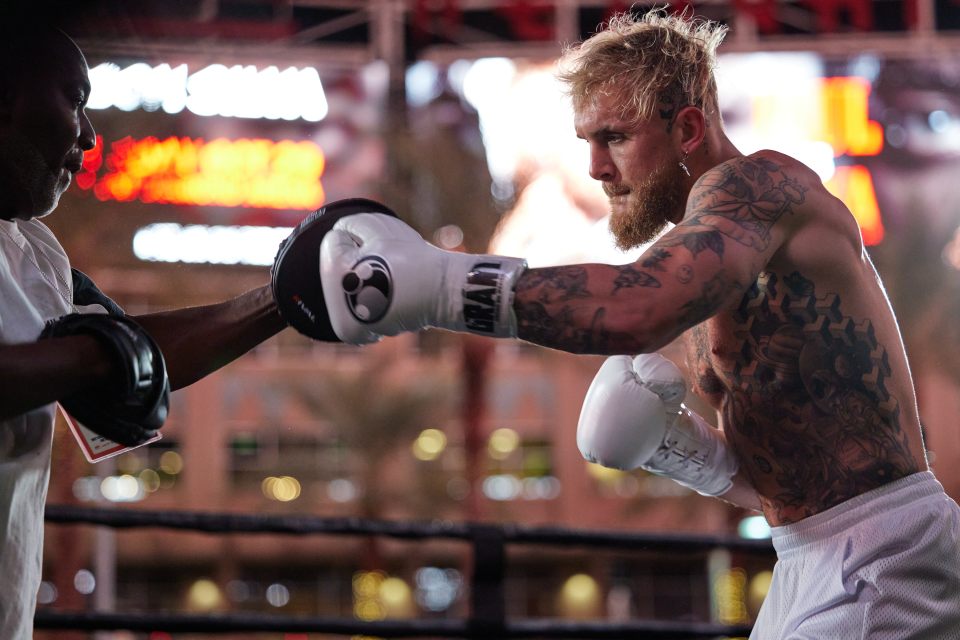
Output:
(688, 268), (925, 526)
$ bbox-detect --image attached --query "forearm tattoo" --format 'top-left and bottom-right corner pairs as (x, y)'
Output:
(515, 267), (619, 352)
(516, 157), (807, 353)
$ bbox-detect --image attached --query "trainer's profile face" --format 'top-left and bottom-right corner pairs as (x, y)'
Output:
(574, 91), (686, 249)
(0, 30), (96, 220)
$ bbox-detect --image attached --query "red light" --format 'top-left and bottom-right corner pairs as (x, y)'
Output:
(79, 135), (324, 210)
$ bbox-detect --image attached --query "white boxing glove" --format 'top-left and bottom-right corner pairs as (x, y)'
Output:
(319, 213), (527, 344)
(577, 353), (738, 497)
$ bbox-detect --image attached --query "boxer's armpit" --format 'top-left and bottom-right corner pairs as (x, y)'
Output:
(675, 271), (742, 328)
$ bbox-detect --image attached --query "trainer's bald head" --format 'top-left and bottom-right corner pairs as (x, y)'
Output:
(0, 22), (88, 92)
(0, 14), (94, 220)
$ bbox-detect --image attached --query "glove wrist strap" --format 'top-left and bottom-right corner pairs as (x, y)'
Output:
(445, 255), (527, 338)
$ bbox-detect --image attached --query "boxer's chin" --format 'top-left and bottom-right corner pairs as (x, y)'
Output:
(610, 206), (669, 251)
(609, 164), (686, 251)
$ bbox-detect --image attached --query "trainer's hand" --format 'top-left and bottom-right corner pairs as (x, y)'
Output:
(320, 214), (526, 344)
(271, 198), (399, 341)
(577, 353), (737, 497)
(40, 313), (170, 447)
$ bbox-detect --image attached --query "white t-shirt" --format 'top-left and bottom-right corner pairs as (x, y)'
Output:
(0, 217), (74, 640)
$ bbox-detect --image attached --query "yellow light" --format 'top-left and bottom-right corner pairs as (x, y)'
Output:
(559, 573), (600, 619)
(261, 476), (277, 499)
(187, 578), (223, 611)
(159, 451), (183, 475)
(412, 429), (447, 461)
(353, 571), (385, 598)
(584, 462), (627, 483)
(714, 568), (750, 625)
(379, 577), (414, 617)
(354, 599), (385, 621)
(353, 571), (387, 621)
(488, 428), (519, 460)
(562, 574), (598, 603)
(139, 469), (161, 493)
(278, 476), (302, 502)
(262, 476), (301, 502)
(748, 570), (774, 612)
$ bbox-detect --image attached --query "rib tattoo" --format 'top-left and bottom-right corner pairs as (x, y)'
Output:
(722, 270), (917, 522)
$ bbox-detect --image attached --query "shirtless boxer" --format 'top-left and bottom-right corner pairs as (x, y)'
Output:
(309, 9), (960, 638)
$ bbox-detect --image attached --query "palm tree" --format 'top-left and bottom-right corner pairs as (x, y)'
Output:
(289, 347), (458, 567)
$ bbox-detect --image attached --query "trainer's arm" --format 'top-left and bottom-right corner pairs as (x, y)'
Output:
(515, 157), (803, 354)
(133, 284), (286, 391)
(0, 337), (114, 419)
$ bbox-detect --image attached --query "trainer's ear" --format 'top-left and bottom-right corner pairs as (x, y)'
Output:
(674, 105), (706, 154)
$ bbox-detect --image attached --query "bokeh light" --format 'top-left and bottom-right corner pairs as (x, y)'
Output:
(487, 428), (519, 460)
(412, 428), (447, 461)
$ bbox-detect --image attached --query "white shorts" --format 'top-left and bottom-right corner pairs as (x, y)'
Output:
(751, 471), (960, 640)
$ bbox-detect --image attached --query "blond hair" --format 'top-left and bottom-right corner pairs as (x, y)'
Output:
(557, 8), (727, 127)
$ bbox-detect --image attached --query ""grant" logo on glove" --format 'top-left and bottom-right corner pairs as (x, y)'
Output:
(463, 261), (510, 334)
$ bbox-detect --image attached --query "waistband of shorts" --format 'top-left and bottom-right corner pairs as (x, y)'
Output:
(769, 471), (943, 556)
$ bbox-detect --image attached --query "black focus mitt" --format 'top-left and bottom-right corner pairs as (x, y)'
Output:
(271, 197), (398, 341)
(40, 313), (170, 447)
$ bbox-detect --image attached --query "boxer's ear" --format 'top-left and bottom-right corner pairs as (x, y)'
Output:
(673, 105), (706, 154)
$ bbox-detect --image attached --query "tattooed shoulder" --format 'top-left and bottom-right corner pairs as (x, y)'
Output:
(660, 156), (809, 260)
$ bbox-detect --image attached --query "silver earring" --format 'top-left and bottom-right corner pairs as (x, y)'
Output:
(679, 153), (690, 177)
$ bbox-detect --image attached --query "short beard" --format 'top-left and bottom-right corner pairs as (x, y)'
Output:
(609, 160), (687, 251)
(0, 132), (60, 219)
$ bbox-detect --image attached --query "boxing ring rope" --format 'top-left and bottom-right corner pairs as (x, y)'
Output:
(40, 504), (774, 638)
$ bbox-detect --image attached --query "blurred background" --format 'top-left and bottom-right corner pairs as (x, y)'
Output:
(27, 0), (960, 638)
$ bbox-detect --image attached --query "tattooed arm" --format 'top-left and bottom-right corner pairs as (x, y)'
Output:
(515, 155), (806, 354)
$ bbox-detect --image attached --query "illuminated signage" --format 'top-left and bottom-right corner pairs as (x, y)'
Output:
(88, 63), (328, 122)
(737, 73), (885, 245)
(132, 223), (290, 266)
(817, 77), (885, 245)
(817, 77), (883, 158)
(826, 165), (883, 246)
(79, 135), (326, 210)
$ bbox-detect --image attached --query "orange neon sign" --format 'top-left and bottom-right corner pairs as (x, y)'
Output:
(745, 76), (886, 245)
(817, 77), (885, 246)
(79, 135), (326, 210)
(825, 165), (883, 245)
(816, 77), (884, 157)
